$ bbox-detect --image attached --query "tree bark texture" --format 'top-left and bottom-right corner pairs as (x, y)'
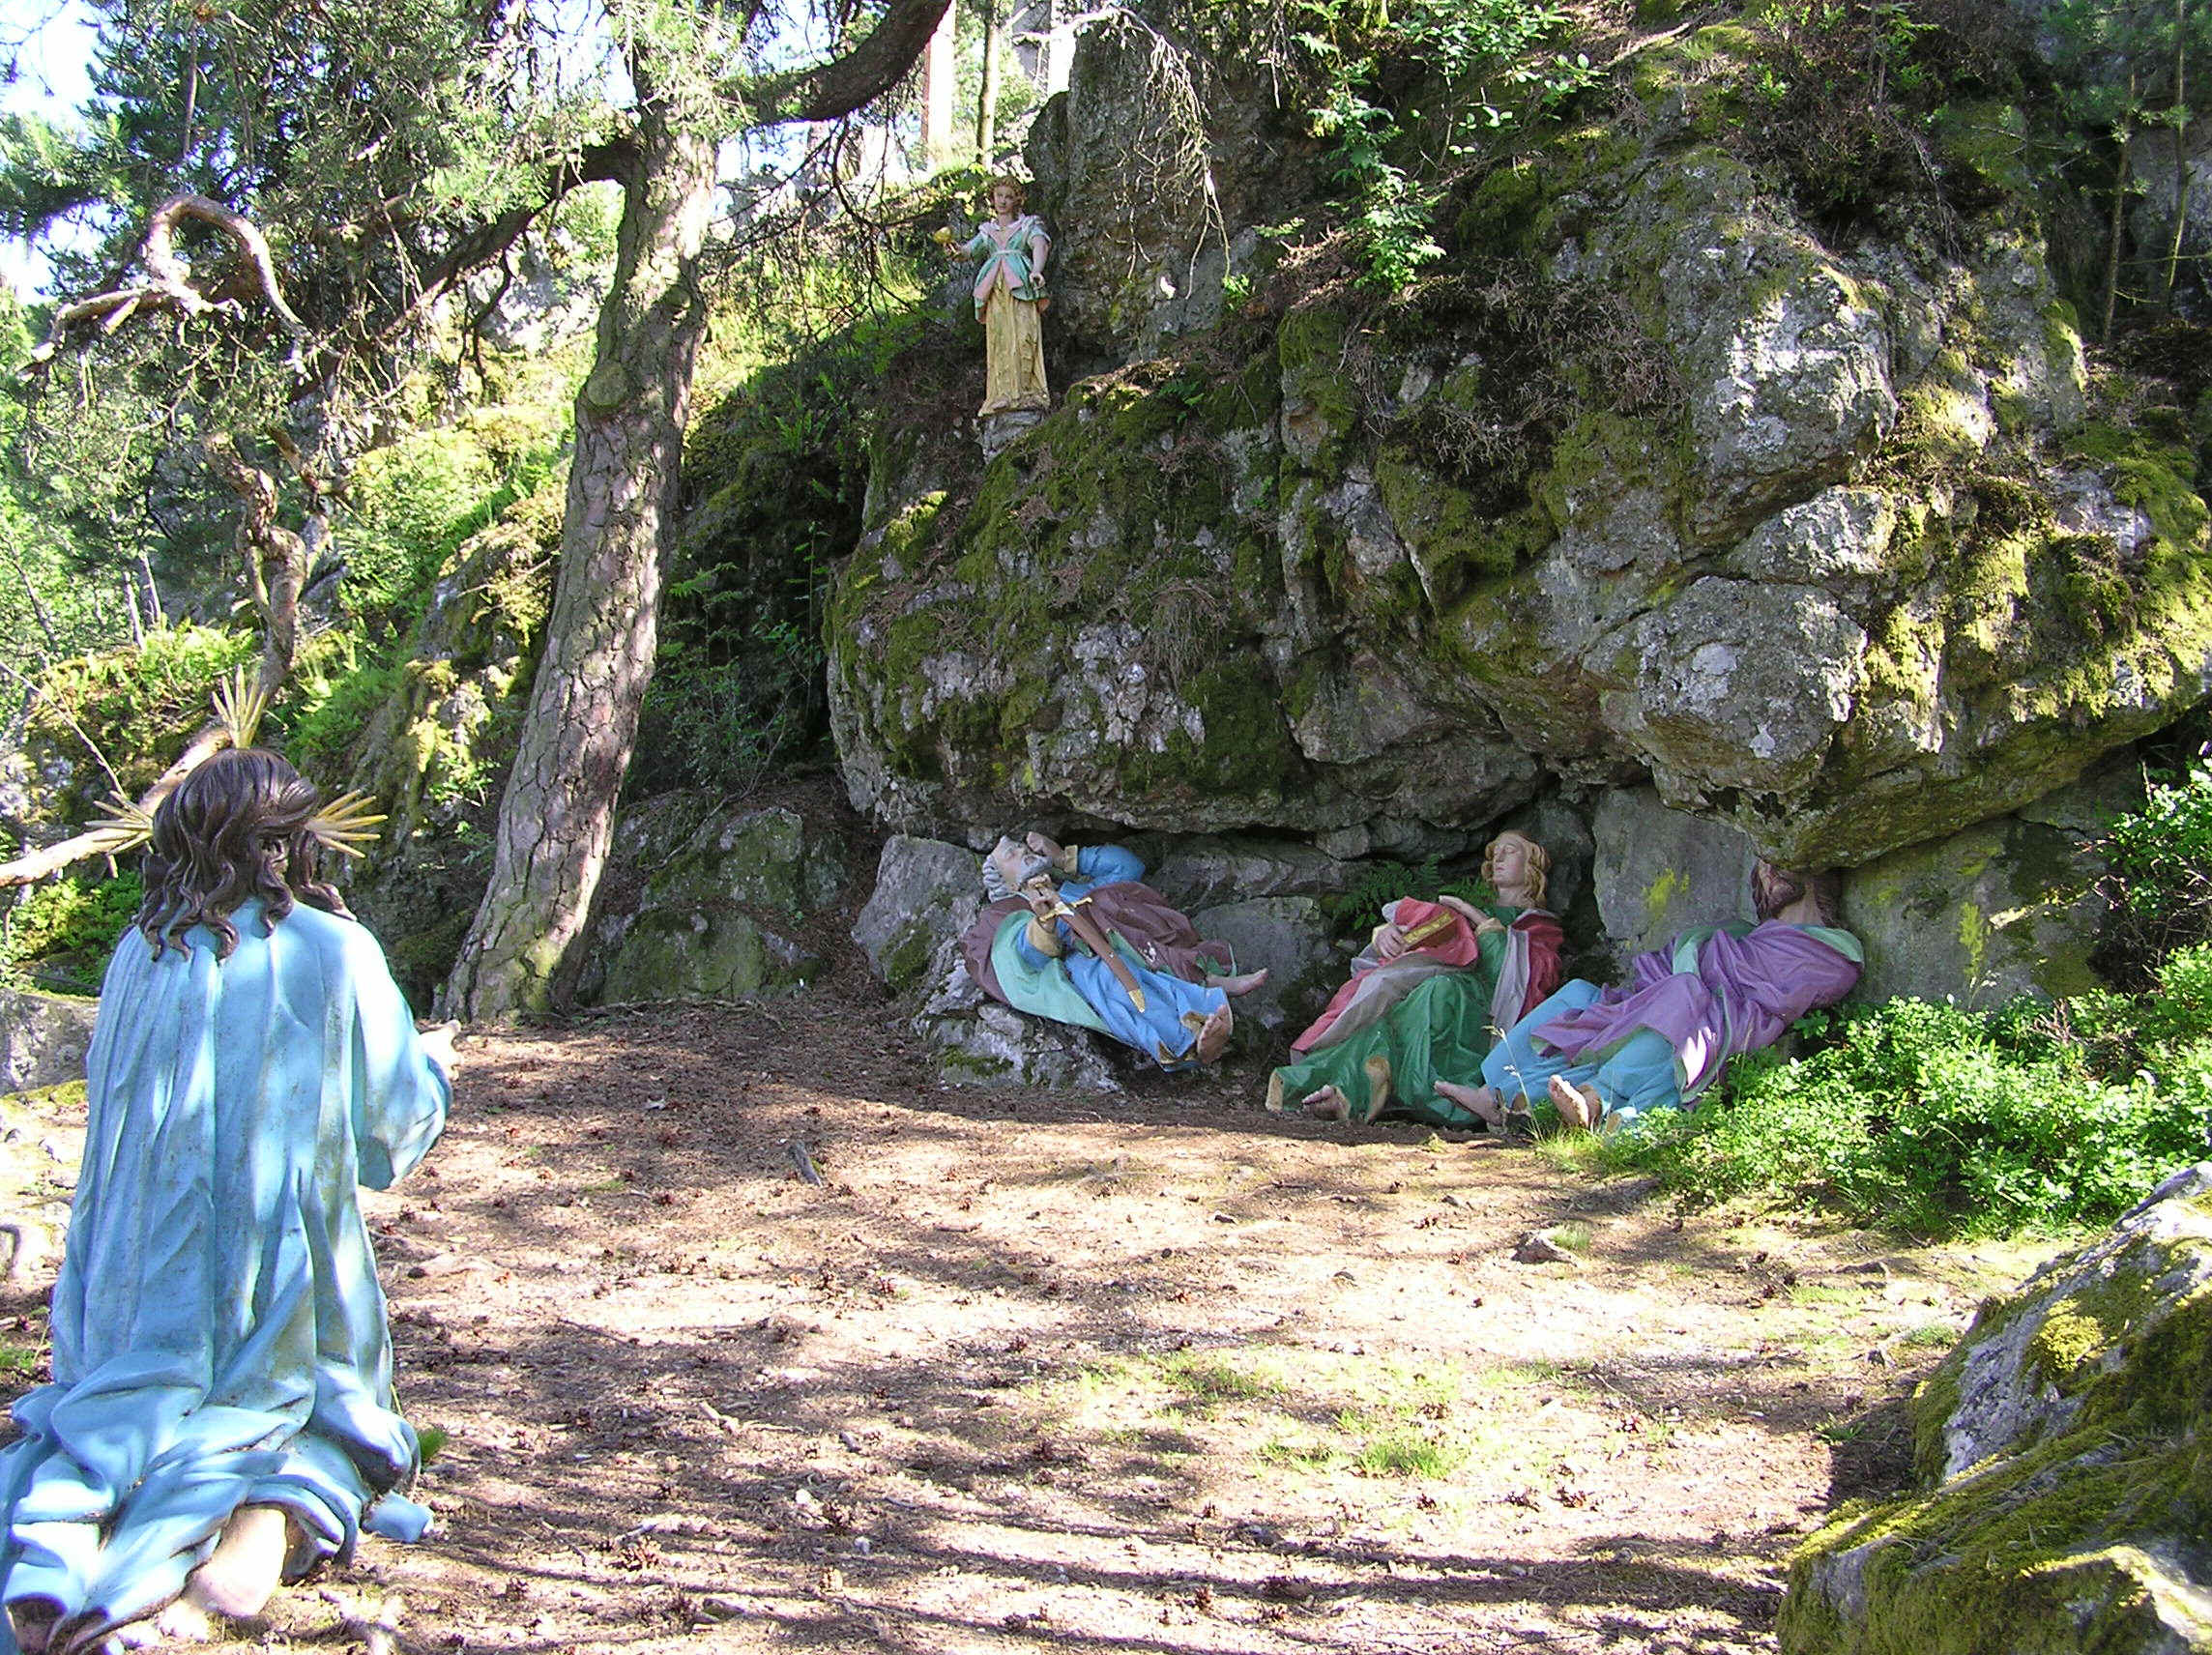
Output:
(977, 2), (1003, 165)
(204, 434), (307, 694)
(442, 116), (717, 1023)
(2105, 77), (2138, 340)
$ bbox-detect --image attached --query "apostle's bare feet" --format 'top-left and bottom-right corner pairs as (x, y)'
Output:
(1304, 1085), (1349, 1119)
(1218, 968), (1270, 997)
(1548, 1074), (1604, 1131)
(1434, 1079), (1505, 1132)
(1195, 1003), (1234, 1064)
(179, 1504), (292, 1625)
(1359, 1054), (1393, 1123)
(7, 1595), (63, 1655)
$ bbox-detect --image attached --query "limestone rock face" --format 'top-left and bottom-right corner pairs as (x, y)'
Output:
(1027, 12), (1295, 366)
(2129, 129), (2212, 323)
(1841, 762), (2140, 1004)
(1781, 1164), (2212, 1655)
(830, 50), (2209, 879)
(1591, 790), (1762, 962)
(1590, 785), (2132, 1003)
(579, 803), (845, 1006)
(0, 987), (98, 1093)
(853, 834), (985, 996)
(1138, 836), (1356, 913)
(1185, 896), (1338, 1034)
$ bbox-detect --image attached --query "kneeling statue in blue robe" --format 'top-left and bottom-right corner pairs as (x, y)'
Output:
(1, 749), (453, 1655)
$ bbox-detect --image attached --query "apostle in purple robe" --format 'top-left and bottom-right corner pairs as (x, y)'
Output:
(1437, 863), (1862, 1134)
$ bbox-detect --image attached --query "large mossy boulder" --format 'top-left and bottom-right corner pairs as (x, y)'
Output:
(828, 19), (2211, 880)
(0, 987), (97, 1093)
(1780, 1164), (2212, 1655)
(582, 802), (846, 1006)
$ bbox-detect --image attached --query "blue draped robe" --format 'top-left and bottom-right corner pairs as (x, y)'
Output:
(0, 899), (448, 1652)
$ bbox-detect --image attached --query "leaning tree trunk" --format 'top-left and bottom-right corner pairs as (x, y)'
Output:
(442, 114), (717, 1023)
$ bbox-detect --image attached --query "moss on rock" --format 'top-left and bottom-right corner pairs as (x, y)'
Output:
(1787, 1169), (2212, 1655)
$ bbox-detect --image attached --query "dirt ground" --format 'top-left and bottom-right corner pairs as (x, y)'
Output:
(1, 986), (2061, 1655)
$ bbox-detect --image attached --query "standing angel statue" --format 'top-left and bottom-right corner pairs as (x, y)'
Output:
(957, 175), (1052, 416)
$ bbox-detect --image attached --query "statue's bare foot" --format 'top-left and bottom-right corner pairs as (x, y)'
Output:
(1195, 1003), (1234, 1064)
(137, 1595), (219, 1645)
(1359, 1055), (1393, 1123)
(179, 1504), (292, 1624)
(1548, 1074), (1603, 1131)
(1435, 1080), (1505, 1131)
(1305, 1086), (1349, 1120)
(1218, 968), (1270, 997)
(7, 1596), (64, 1655)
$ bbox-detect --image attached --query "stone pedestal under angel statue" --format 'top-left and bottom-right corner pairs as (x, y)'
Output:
(950, 175), (1052, 418)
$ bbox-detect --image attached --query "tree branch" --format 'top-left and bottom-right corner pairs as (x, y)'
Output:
(743, 0), (954, 123)
(350, 134), (637, 370)
(28, 193), (306, 367)
(0, 720), (229, 888)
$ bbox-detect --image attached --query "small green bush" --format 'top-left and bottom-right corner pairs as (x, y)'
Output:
(2096, 758), (2212, 973)
(3, 871), (141, 993)
(30, 625), (258, 802)
(283, 652), (405, 777)
(1620, 979), (2212, 1236)
(1324, 859), (1496, 933)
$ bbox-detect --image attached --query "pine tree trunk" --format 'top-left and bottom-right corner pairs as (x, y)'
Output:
(443, 114), (716, 1022)
(977, 2), (1003, 165)
(2163, 0), (2190, 310)
(2104, 85), (2138, 341)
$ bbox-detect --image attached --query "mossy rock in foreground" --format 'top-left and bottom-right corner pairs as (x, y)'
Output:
(1781, 1164), (2212, 1655)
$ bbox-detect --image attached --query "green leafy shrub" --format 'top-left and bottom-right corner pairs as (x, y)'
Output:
(1619, 980), (2212, 1236)
(1724, 0), (2028, 237)
(283, 651), (406, 778)
(338, 408), (565, 631)
(2095, 757), (2212, 976)
(28, 625), (258, 805)
(1294, 0), (1592, 292)
(3, 871), (142, 993)
(633, 352), (869, 795)
(1324, 859), (1496, 933)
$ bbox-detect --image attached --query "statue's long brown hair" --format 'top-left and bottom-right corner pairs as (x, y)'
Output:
(1755, 864), (1843, 926)
(135, 748), (347, 960)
